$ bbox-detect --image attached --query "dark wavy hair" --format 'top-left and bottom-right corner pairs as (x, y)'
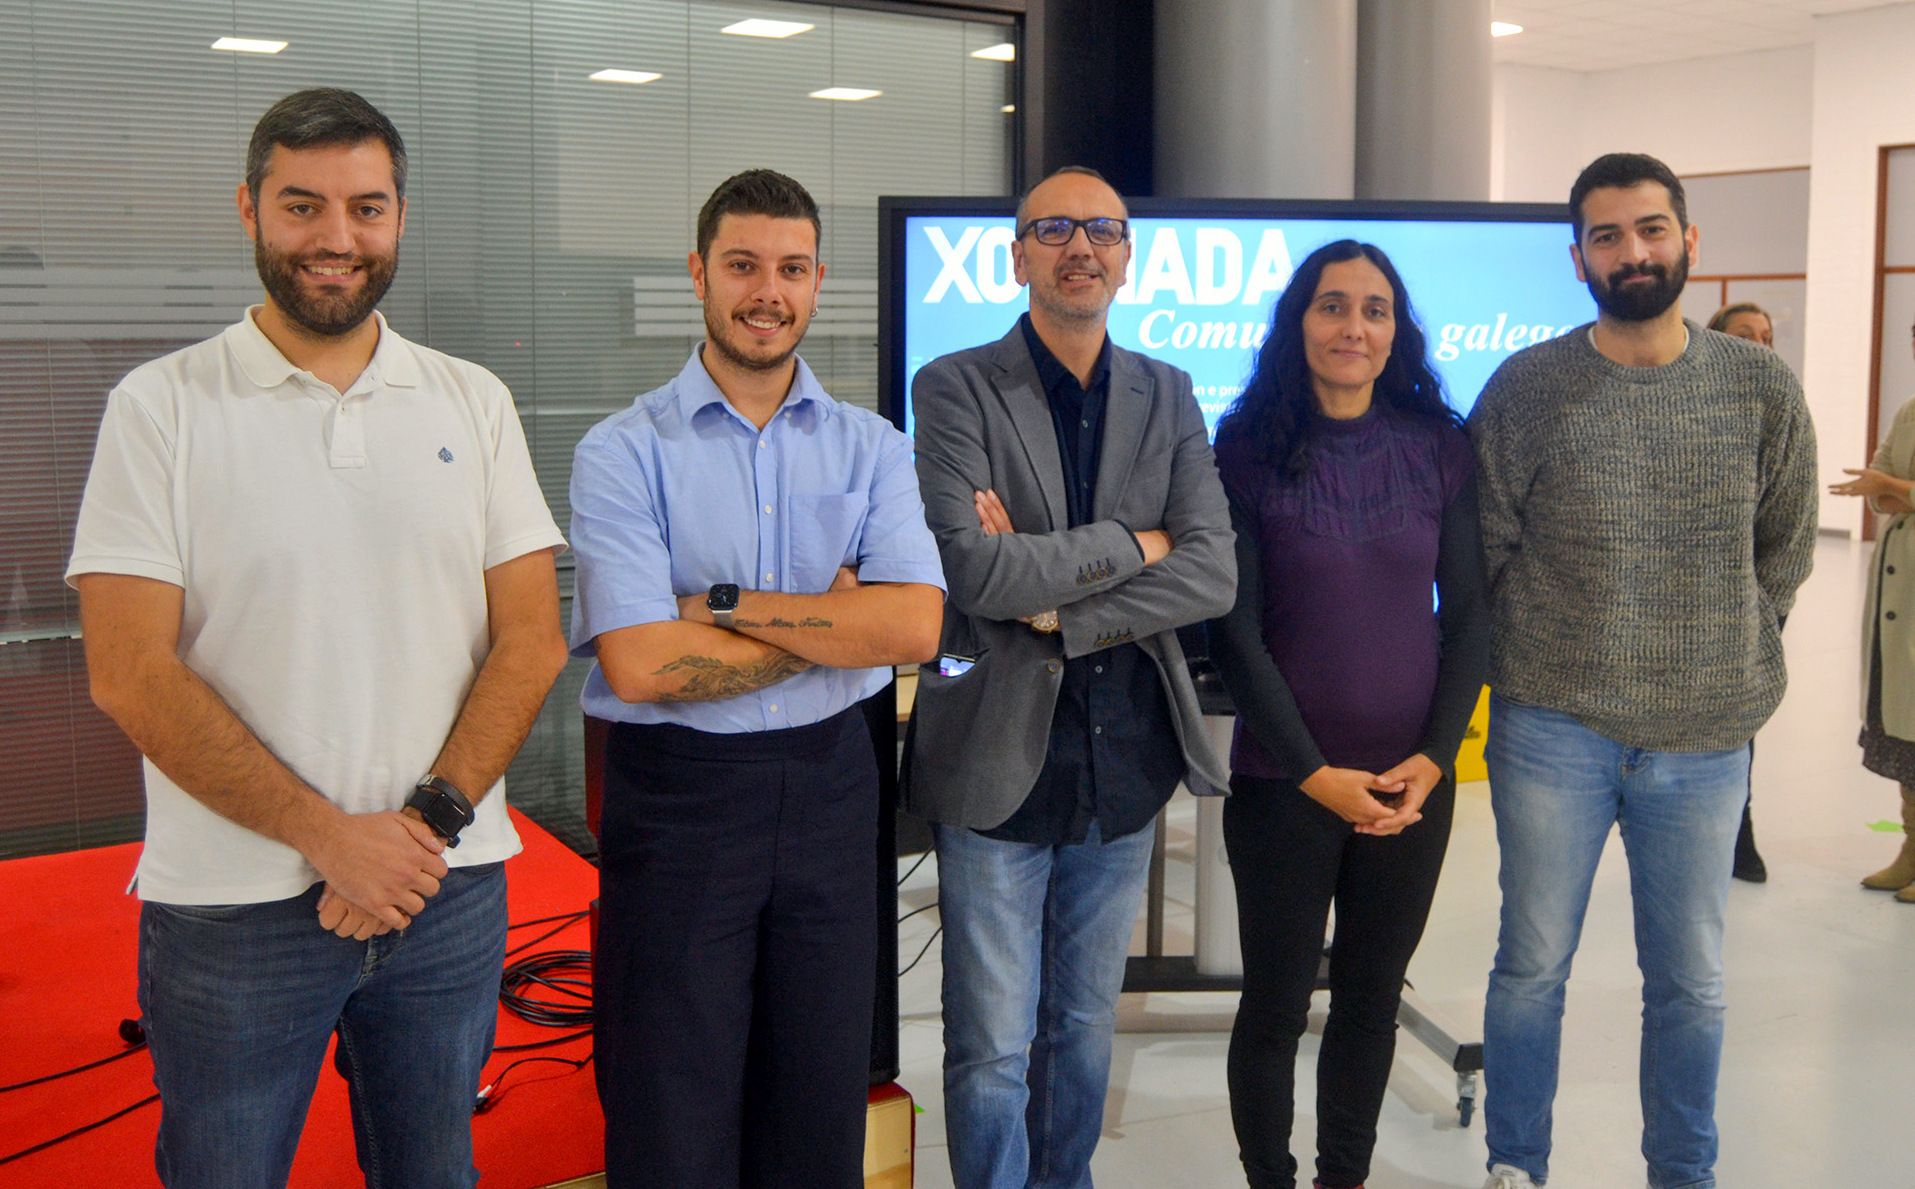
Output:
(1216, 240), (1457, 477)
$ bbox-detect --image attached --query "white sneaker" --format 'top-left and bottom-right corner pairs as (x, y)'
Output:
(1484, 1165), (1538, 1189)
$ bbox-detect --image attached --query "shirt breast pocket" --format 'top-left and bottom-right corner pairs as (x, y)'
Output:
(789, 492), (870, 592)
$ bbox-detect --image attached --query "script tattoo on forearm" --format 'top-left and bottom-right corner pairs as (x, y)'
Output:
(652, 651), (813, 701)
(734, 616), (834, 630)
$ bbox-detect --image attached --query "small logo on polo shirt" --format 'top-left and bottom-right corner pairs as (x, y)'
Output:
(438, 447), (455, 463)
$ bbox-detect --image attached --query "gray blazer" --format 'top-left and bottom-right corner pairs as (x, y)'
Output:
(904, 324), (1236, 829)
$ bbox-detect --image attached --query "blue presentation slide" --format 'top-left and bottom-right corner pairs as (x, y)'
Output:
(901, 214), (1597, 437)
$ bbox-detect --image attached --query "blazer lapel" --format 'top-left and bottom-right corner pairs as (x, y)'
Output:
(987, 329), (1069, 531)
(1093, 352), (1150, 521)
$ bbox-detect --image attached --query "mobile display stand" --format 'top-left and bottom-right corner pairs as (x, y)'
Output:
(1120, 672), (1483, 1128)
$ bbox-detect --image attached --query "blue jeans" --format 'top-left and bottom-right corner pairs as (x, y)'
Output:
(1483, 696), (1745, 1189)
(934, 818), (1155, 1189)
(138, 864), (507, 1188)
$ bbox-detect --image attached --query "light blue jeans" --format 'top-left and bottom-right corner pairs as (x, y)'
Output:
(1483, 695), (1746, 1189)
(934, 819), (1155, 1189)
(138, 864), (506, 1188)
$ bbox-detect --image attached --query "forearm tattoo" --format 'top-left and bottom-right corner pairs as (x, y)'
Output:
(652, 651), (813, 701)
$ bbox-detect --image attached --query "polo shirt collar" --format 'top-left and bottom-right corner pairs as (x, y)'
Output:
(224, 306), (420, 392)
(673, 344), (830, 425)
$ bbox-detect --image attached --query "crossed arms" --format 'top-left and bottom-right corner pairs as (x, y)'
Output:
(593, 566), (942, 704)
(910, 355), (1236, 652)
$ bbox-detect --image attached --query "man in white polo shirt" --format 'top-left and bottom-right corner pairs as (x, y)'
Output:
(67, 88), (568, 1188)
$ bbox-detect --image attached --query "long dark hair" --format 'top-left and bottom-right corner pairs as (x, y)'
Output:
(1216, 239), (1457, 476)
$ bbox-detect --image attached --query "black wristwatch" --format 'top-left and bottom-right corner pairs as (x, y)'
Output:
(406, 774), (475, 847)
(706, 582), (741, 629)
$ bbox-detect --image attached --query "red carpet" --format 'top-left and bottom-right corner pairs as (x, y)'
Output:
(0, 809), (603, 1187)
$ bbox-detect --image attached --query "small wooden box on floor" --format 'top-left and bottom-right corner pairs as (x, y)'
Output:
(541, 1083), (916, 1188)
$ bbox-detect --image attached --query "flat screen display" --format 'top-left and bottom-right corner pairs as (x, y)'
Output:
(879, 198), (1597, 438)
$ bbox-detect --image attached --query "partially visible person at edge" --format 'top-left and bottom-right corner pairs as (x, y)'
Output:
(905, 165), (1236, 1189)
(1708, 298), (1782, 882)
(1708, 300), (1774, 349)
(1207, 238), (1490, 1189)
(1470, 152), (1817, 1189)
(1831, 314), (1915, 905)
(68, 87), (569, 1187)
(568, 168), (945, 1187)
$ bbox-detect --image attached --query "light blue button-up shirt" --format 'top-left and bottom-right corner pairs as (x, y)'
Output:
(570, 348), (946, 732)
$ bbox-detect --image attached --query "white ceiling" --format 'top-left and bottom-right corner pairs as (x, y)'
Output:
(1491, 0), (1905, 70)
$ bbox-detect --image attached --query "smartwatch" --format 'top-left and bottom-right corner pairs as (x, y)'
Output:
(406, 774), (475, 847)
(707, 583), (741, 629)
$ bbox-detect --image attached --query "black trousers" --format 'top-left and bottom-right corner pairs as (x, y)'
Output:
(1223, 773), (1455, 1189)
(594, 707), (878, 1189)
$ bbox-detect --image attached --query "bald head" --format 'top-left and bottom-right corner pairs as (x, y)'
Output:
(1015, 166), (1128, 230)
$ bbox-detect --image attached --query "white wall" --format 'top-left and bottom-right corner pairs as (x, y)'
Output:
(1805, 4), (1915, 532)
(1491, 65), (1588, 203)
(1492, 45), (1813, 204)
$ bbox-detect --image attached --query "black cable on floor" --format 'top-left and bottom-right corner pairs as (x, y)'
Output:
(897, 849), (932, 887)
(0, 1093), (159, 1168)
(899, 926), (942, 977)
(0, 1040), (146, 1095)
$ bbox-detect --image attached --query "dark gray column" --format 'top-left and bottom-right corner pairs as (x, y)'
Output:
(1355, 0), (1492, 200)
(1153, 0), (1357, 199)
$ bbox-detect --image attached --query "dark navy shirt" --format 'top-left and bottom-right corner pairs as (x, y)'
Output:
(981, 316), (1184, 845)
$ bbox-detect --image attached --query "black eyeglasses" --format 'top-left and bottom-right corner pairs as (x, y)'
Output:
(1017, 216), (1129, 247)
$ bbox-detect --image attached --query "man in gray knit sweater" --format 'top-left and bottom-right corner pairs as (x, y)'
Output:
(1469, 153), (1818, 1189)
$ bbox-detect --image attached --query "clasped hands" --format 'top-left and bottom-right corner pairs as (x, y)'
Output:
(311, 809), (450, 941)
(1298, 753), (1443, 837)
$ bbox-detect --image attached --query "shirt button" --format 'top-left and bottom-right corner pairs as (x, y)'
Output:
(1890, 566), (1898, 575)
(1093, 725), (1104, 735)
(1081, 419), (1090, 428)
(1889, 612), (1899, 621)
(1094, 664), (1104, 674)
(764, 572), (774, 583)
(1045, 660), (1061, 674)
(759, 440), (768, 450)
(769, 703), (779, 712)
(763, 504), (773, 515)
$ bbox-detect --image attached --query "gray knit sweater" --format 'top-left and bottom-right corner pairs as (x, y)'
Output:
(1467, 321), (1818, 751)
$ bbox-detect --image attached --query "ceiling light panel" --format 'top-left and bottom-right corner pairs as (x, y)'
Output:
(810, 87), (882, 102)
(971, 43), (1016, 62)
(722, 19), (814, 39)
(211, 36), (287, 54)
(589, 68), (662, 84)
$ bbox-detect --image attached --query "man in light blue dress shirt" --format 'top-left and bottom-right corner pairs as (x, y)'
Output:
(568, 169), (946, 1188)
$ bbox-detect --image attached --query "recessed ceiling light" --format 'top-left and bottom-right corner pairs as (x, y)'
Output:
(723, 19), (814, 39)
(1000, 104), (1016, 114)
(212, 36), (288, 54)
(971, 43), (1015, 62)
(810, 87), (881, 102)
(589, 68), (662, 85)
(1491, 21), (1524, 37)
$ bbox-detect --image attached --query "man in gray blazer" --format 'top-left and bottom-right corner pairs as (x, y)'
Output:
(906, 166), (1235, 1188)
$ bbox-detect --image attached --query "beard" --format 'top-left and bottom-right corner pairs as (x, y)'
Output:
(1586, 252), (1688, 322)
(1028, 258), (1116, 326)
(703, 300), (805, 373)
(255, 239), (397, 337)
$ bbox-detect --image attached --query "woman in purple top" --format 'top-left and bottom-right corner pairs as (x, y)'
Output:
(1207, 240), (1490, 1189)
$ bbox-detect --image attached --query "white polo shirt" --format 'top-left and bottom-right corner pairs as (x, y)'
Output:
(67, 308), (567, 905)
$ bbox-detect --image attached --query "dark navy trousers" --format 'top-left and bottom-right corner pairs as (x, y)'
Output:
(594, 706), (878, 1188)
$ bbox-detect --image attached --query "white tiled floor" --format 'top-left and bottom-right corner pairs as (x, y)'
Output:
(893, 534), (1915, 1188)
